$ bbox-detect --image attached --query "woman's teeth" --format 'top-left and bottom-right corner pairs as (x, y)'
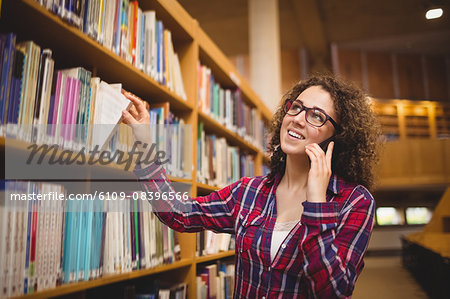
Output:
(288, 130), (304, 140)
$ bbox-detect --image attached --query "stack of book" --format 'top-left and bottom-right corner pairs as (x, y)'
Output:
(34, 0), (187, 100)
(197, 122), (255, 187)
(0, 181), (180, 298)
(0, 33), (192, 178)
(0, 33), (128, 147)
(197, 262), (235, 299)
(196, 231), (235, 257)
(197, 62), (265, 148)
(148, 101), (191, 179)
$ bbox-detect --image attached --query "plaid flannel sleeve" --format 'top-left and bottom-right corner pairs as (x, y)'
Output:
(134, 163), (241, 234)
(300, 186), (375, 298)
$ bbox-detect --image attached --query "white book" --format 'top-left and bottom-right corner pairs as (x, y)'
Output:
(103, 0), (116, 51)
(16, 42), (40, 141)
(221, 234), (231, 252)
(225, 90), (231, 129)
(202, 67), (210, 113)
(173, 54), (186, 100)
(92, 81), (131, 150)
(217, 275), (223, 299)
(143, 11), (156, 78)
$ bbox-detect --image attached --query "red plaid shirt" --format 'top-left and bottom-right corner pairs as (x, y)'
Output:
(134, 163), (375, 298)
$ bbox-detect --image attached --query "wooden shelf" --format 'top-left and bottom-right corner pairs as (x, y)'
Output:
(195, 251), (235, 264)
(196, 25), (273, 120)
(1, 1), (270, 298)
(11, 259), (192, 299)
(2, 0), (193, 112)
(197, 182), (222, 194)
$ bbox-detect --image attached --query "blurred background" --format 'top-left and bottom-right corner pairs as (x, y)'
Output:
(179, 0), (450, 298)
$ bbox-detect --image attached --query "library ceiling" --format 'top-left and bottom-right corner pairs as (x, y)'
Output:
(179, 0), (450, 56)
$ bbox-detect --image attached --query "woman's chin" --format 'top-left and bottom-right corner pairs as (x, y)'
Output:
(280, 145), (306, 156)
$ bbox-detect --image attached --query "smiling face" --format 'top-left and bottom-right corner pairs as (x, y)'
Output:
(280, 85), (338, 156)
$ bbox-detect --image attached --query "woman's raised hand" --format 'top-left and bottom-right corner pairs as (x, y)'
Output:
(122, 91), (151, 145)
(304, 141), (334, 203)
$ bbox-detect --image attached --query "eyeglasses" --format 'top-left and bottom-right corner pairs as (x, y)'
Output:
(283, 99), (340, 130)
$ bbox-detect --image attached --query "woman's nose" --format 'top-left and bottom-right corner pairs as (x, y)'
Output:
(292, 110), (307, 126)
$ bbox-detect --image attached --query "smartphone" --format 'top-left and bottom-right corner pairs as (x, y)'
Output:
(318, 136), (334, 152)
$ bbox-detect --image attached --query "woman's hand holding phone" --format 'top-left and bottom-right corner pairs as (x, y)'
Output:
(304, 141), (334, 203)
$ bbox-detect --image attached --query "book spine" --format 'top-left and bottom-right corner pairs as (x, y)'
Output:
(70, 197), (79, 282)
(71, 79), (81, 144)
(133, 200), (139, 270)
(138, 200), (145, 268)
(65, 77), (75, 146)
(130, 200), (136, 270)
(84, 200), (93, 281)
(98, 203), (107, 278)
(28, 189), (38, 293)
(11, 48), (24, 126)
(0, 33), (16, 124)
(139, 10), (145, 71)
(118, 201), (125, 272)
(6, 48), (23, 126)
(22, 196), (33, 294)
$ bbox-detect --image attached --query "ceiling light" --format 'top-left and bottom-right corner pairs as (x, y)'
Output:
(425, 8), (443, 19)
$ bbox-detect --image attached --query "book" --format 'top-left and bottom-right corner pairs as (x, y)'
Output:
(0, 33), (16, 125)
(35, 1), (187, 100)
(91, 80), (132, 150)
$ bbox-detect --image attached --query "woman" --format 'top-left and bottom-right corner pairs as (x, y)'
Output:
(122, 75), (381, 298)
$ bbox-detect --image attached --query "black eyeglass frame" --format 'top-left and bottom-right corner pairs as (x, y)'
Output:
(283, 99), (341, 131)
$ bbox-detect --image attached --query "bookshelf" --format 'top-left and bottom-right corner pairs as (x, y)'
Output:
(0, 0), (271, 298)
(370, 98), (450, 140)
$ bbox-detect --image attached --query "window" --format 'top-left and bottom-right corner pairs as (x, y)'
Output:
(376, 207), (405, 226)
(405, 207), (432, 225)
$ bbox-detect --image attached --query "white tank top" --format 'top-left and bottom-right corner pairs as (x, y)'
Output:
(270, 220), (299, 262)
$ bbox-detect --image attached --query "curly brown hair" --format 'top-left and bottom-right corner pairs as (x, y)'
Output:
(267, 75), (382, 191)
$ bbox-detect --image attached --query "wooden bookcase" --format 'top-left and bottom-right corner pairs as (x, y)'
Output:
(0, 0), (272, 298)
(371, 98), (450, 140)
